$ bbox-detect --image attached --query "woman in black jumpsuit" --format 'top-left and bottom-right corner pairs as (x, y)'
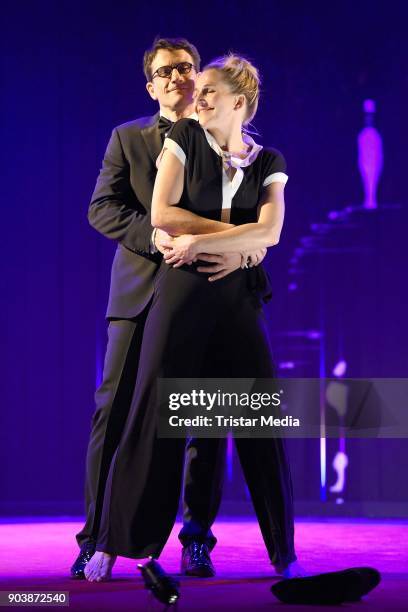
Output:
(93, 54), (300, 577)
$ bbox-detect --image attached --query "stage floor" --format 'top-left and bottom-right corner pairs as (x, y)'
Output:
(0, 518), (407, 610)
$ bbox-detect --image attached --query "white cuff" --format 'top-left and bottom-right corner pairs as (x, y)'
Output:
(150, 228), (158, 254)
(163, 138), (186, 166)
(263, 172), (289, 187)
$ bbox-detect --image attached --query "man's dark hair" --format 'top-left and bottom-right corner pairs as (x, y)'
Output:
(143, 37), (201, 81)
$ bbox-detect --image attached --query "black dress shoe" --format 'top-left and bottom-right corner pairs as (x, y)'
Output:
(181, 542), (215, 577)
(271, 566), (381, 605)
(70, 541), (96, 579)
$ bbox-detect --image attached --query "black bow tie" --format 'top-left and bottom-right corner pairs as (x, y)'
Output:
(158, 116), (174, 137)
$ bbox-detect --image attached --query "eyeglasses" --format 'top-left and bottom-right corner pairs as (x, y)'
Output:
(151, 62), (195, 79)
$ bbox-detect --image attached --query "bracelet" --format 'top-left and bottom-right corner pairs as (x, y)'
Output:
(240, 253), (249, 269)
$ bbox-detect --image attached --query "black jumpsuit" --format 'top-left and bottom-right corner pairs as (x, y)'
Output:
(96, 119), (297, 568)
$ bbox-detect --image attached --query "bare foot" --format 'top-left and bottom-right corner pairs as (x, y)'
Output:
(84, 551), (117, 582)
(274, 560), (308, 579)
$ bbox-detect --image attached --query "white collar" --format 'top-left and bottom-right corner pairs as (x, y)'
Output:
(159, 111), (198, 122)
(202, 129), (263, 169)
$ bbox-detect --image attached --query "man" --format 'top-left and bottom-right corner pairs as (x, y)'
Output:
(71, 37), (266, 581)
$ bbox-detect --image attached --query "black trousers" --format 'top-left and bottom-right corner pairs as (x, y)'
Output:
(76, 310), (222, 550)
(96, 263), (296, 566)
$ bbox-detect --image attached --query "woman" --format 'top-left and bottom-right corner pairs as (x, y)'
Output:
(86, 54), (304, 581)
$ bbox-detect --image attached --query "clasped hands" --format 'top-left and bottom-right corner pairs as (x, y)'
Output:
(154, 229), (266, 282)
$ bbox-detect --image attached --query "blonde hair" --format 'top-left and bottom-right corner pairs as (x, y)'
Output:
(203, 53), (260, 125)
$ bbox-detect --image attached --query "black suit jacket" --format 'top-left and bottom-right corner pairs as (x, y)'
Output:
(88, 113), (164, 318)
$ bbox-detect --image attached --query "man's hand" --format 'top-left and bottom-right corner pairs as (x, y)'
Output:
(157, 229), (194, 267)
(161, 234), (198, 266)
(158, 232), (268, 277)
(195, 248), (267, 281)
(154, 229), (174, 255)
(195, 253), (242, 281)
(243, 248), (267, 268)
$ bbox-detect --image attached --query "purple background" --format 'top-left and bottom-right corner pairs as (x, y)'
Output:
(1, 0), (407, 517)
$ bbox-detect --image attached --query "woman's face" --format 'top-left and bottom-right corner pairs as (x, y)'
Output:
(196, 69), (243, 130)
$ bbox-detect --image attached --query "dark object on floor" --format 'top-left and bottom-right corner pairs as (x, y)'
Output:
(138, 557), (180, 606)
(181, 542), (215, 577)
(271, 566), (381, 605)
(70, 541), (96, 579)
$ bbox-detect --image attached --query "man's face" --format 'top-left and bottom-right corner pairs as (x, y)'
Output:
(146, 49), (197, 112)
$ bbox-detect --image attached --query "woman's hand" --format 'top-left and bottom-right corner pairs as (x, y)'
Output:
(195, 252), (242, 281)
(161, 234), (199, 267)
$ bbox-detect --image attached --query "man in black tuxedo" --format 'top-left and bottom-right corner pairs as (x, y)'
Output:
(71, 37), (266, 580)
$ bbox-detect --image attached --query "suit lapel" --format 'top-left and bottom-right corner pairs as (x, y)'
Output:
(141, 112), (162, 166)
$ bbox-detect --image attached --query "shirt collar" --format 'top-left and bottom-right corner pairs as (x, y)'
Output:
(159, 111), (199, 122)
(202, 129), (263, 169)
